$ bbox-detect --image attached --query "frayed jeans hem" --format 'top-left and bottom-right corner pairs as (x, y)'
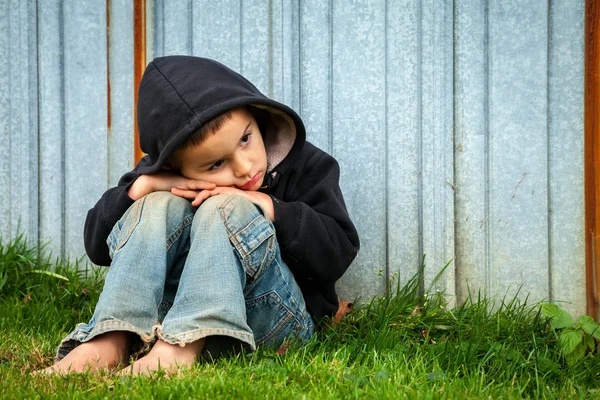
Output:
(155, 325), (256, 351)
(55, 319), (152, 361)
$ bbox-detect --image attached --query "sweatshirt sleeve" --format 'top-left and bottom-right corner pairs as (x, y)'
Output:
(83, 156), (154, 266)
(271, 152), (360, 284)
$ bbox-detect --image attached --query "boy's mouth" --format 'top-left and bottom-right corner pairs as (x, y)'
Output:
(239, 172), (261, 190)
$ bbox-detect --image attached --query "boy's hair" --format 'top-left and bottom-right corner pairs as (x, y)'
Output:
(165, 106), (269, 170)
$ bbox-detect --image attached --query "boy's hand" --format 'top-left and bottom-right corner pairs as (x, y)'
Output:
(171, 185), (275, 221)
(127, 173), (216, 201)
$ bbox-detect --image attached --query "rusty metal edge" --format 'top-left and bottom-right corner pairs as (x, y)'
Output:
(585, 0), (599, 320)
(133, 0), (146, 164)
(106, 0), (111, 135)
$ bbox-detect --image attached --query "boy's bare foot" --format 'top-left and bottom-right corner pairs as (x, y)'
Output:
(120, 338), (206, 376)
(34, 331), (131, 375)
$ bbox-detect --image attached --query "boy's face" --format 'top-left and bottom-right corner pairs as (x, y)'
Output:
(176, 108), (268, 191)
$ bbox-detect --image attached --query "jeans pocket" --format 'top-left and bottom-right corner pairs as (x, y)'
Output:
(245, 291), (301, 349)
(106, 199), (144, 260)
(230, 214), (277, 282)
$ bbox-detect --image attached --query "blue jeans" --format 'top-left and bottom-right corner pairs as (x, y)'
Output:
(57, 192), (314, 360)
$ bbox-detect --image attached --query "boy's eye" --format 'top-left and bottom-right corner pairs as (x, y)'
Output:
(209, 160), (224, 171)
(241, 133), (251, 145)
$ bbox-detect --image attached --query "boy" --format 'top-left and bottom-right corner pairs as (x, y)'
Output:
(42, 56), (359, 375)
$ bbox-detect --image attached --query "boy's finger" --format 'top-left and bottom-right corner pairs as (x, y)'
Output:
(180, 181), (217, 190)
(199, 181), (217, 188)
(171, 188), (199, 199)
(191, 191), (212, 207)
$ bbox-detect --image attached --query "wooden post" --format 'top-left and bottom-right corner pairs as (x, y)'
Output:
(585, 0), (600, 320)
(133, 0), (146, 164)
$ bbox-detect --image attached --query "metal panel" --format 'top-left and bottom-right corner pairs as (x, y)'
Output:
(298, 0), (331, 153)
(332, 0), (387, 300)
(2, 0), (38, 245)
(0, 0), (11, 242)
(454, 1), (586, 311)
(0, 1), (587, 312)
(454, 1), (488, 302)
(270, 0), (298, 108)
(38, 1), (65, 257)
(108, 0), (135, 187)
(487, 1), (550, 302)
(240, 0), (270, 95)
(549, 0), (585, 316)
(420, 0), (455, 299)
(190, 0), (241, 70)
(62, 1), (108, 259)
(386, 0), (422, 287)
(155, 0), (192, 56)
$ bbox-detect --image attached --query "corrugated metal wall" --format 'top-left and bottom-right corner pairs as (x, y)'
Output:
(0, 1), (135, 262)
(0, 0), (585, 315)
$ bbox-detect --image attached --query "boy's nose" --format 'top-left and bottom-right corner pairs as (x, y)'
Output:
(233, 157), (252, 177)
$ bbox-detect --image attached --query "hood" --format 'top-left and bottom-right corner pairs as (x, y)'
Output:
(135, 55), (306, 175)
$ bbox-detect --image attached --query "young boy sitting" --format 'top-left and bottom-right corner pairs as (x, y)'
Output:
(41, 55), (359, 375)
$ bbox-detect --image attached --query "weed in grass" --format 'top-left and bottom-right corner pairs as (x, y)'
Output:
(541, 303), (600, 365)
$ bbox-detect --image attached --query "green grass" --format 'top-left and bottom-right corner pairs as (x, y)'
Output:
(0, 236), (598, 399)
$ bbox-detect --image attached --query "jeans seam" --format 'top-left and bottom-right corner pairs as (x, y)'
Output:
(243, 238), (276, 282)
(216, 193), (236, 210)
(221, 213), (265, 246)
(234, 215), (264, 236)
(234, 218), (273, 250)
(218, 198), (275, 279)
(270, 259), (311, 336)
(111, 199), (144, 256)
(217, 196), (272, 248)
(166, 213), (194, 251)
(247, 291), (302, 346)
(259, 303), (298, 346)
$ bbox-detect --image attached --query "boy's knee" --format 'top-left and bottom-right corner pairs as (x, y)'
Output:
(143, 191), (189, 207)
(220, 195), (259, 217)
(141, 192), (194, 216)
(197, 194), (233, 212)
(194, 194), (261, 224)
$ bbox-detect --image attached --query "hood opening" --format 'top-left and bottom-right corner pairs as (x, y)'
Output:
(251, 105), (297, 172)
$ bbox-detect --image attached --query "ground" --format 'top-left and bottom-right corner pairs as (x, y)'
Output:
(0, 236), (598, 399)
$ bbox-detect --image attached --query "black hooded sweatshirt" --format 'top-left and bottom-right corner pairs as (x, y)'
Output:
(84, 56), (360, 324)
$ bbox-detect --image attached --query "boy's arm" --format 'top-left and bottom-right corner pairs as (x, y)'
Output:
(271, 151), (360, 285)
(84, 156), (214, 265)
(84, 167), (142, 266)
